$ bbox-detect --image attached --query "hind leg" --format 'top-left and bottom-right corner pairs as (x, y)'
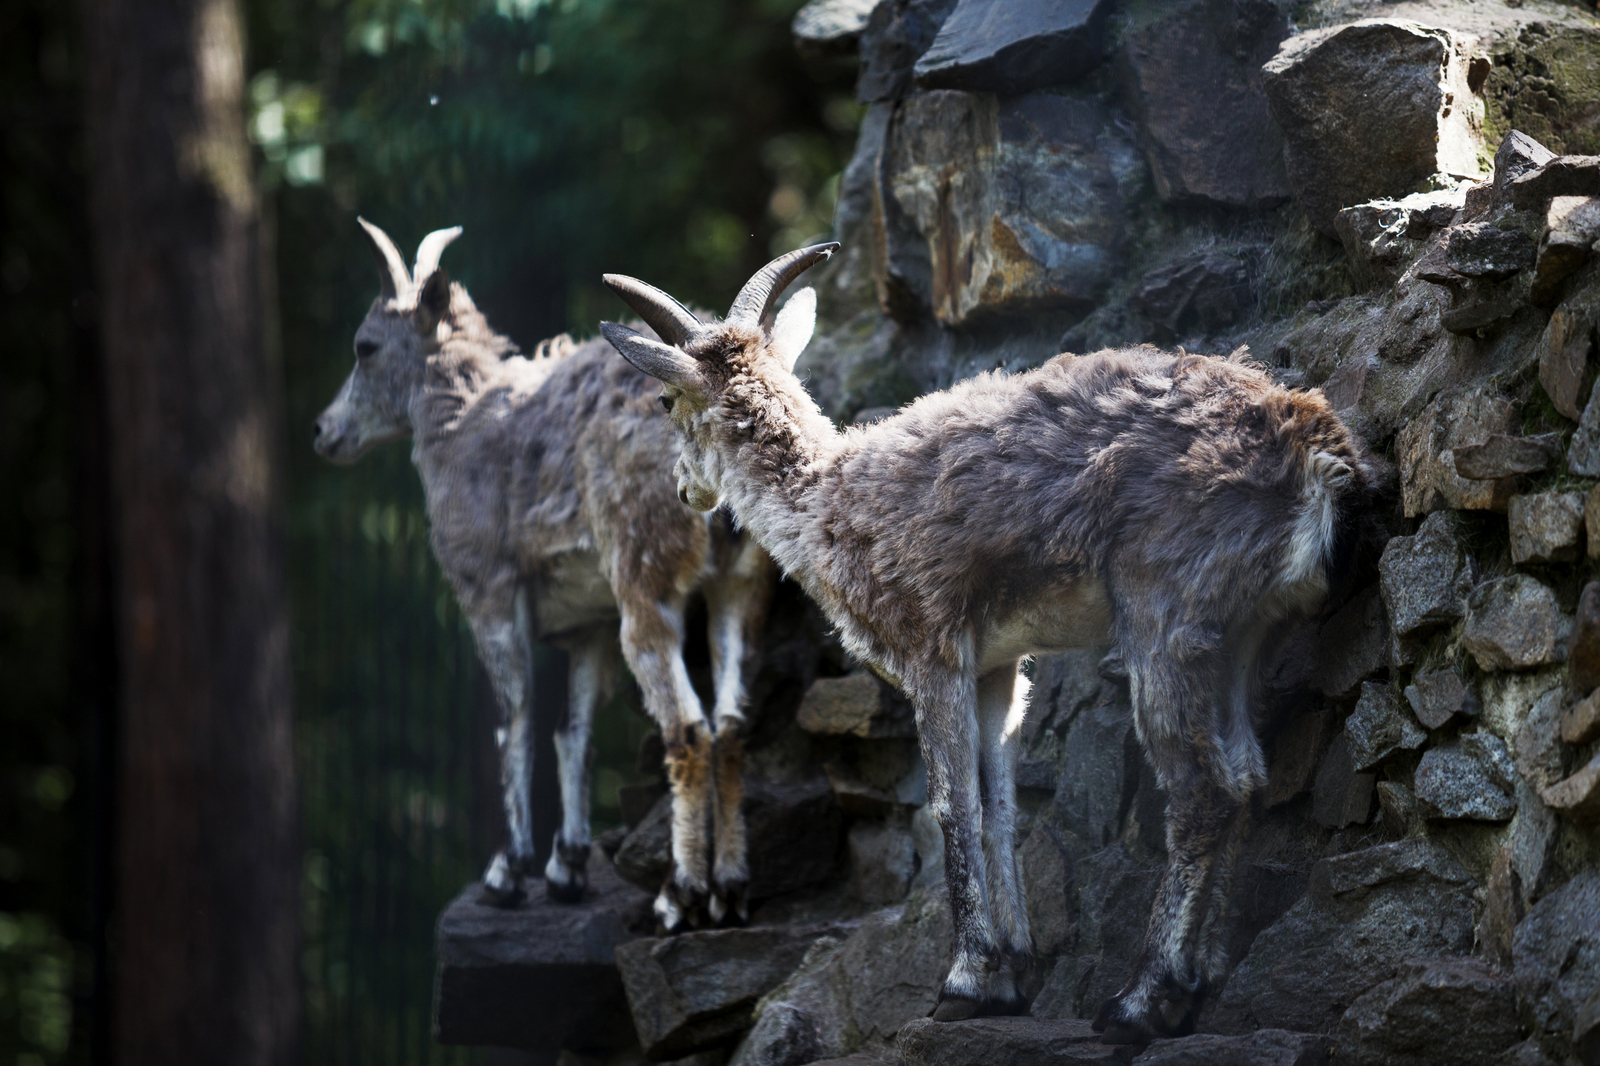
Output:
(1193, 804), (1251, 991)
(976, 662), (1033, 1015)
(544, 629), (618, 901)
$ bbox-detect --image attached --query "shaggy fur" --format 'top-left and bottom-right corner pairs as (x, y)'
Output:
(601, 248), (1381, 1038)
(314, 221), (772, 927)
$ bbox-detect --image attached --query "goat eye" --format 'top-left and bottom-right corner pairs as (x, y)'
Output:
(660, 394), (674, 413)
(355, 340), (379, 359)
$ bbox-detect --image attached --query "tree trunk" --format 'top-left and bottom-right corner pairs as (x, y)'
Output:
(81, 0), (301, 1061)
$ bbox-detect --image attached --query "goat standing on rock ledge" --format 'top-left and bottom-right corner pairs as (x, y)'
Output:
(600, 244), (1380, 1040)
(314, 219), (774, 930)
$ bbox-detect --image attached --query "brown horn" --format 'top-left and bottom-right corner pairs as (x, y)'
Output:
(600, 274), (704, 347)
(726, 243), (839, 327)
(358, 216), (410, 299)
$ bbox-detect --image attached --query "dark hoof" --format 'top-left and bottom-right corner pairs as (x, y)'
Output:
(477, 882), (525, 908)
(929, 994), (985, 1022)
(710, 879), (750, 927)
(544, 876), (587, 904)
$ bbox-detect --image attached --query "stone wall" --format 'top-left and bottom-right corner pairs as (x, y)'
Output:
(437, 2), (1600, 1064)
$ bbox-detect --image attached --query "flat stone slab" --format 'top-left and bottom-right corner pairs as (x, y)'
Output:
(1134, 1029), (1331, 1065)
(617, 921), (860, 1060)
(435, 862), (651, 1052)
(898, 1017), (1135, 1066)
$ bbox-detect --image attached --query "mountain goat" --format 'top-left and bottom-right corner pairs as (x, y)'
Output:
(599, 245), (1378, 1039)
(314, 219), (774, 929)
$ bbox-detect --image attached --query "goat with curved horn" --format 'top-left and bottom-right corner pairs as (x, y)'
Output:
(357, 216), (411, 299)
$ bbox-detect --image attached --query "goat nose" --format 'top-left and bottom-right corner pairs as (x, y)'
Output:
(678, 486), (690, 505)
(312, 418), (324, 442)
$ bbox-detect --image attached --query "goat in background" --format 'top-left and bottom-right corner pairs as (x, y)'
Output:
(600, 245), (1380, 1039)
(314, 219), (774, 930)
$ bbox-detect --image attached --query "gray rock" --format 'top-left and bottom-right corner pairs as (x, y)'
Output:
(1071, 844), (1165, 1018)
(727, 936), (848, 1066)
(1395, 388), (1518, 518)
(1514, 687), (1571, 794)
(1497, 1038), (1562, 1066)
(1336, 190), (1464, 289)
(1415, 735), (1518, 822)
(899, 1017), (1132, 1066)
(796, 672), (917, 739)
(1117, 0), (1290, 209)
(1378, 511), (1474, 639)
(1492, 132), (1560, 207)
(1510, 778), (1562, 905)
(1335, 956), (1519, 1066)
(434, 861), (649, 1052)
(912, 0), (1113, 95)
(1540, 752), (1600, 827)
(1532, 196), (1600, 306)
(1563, 689), (1600, 745)
(793, 0), (880, 60)
(847, 816), (916, 905)
(1539, 303), (1597, 421)
(1509, 155), (1600, 212)
(1261, 20), (1483, 234)
(616, 921), (858, 1059)
(1134, 1030), (1330, 1066)
(1345, 682), (1426, 772)
(1132, 251), (1255, 341)
(1445, 223), (1538, 280)
(1453, 434), (1563, 480)
(1212, 839), (1476, 1034)
(1509, 492), (1586, 565)
(856, 0), (958, 103)
(1575, 987), (1600, 1066)
(1464, 575), (1570, 672)
(1377, 781), (1423, 838)
(1513, 868), (1600, 1061)
(1569, 581), (1600, 696)
(1405, 667), (1477, 730)
(1267, 706), (1335, 808)
(1051, 698), (1140, 848)
(1313, 732), (1376, 829)
(1570, 377), (1600, 478)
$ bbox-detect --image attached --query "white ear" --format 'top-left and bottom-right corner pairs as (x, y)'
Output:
(769, 287), (816, 373)
(600, 322), (709, 394)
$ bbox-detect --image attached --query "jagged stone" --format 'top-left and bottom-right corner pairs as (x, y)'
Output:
(1563, 689), (1600, 744)
(1415, 735), (1518, 822)
(1453, 434), (1563, 480)
(1511, 779), (1562, 904)
(856, 0), (958, 103)
(1569, 378), (1600, 477)
(614, 778), (843, 899)
(1515, 687), (1571, 793)
(1019, 823), (1074, 958)
(1395, 389), (1517, 517)
(1464, 575), (1569, 672)
(1405, 667), (1477, 730)
(1540, 753), (1600, 826)
(617, 921), (858, 1059)
(1346, 682), (1426, 772)
(1260, 20), (1483, 234)
(1132, 251), (1254, 341)
(1509, 492), (1586, 565)
(1445, 223), (1538, 280)
(1570, 582), (1600, 696)
(796, 672), (916, 739)
(434, 861), (648, 1052)
(899, 1017), (1132, 1066)
(1116, 0), (1290, 210)
(1335, 956), (1519, 1066)
(1538, 305), (1596, 420)
(1513, 868), (1600, 1061)
(1312, 732), (1375, 828)
(1212, 840), (1476, 1034)
(879, 90), (1129, 326)
(1267, 706), (1334, 807)
(1051, 698), (1140, 847)
(1493, 132), (1560, 208)
(847, 816), (916, 905)
(1509, 155), (1600, 211)
(911, 0), (1113, 94)
(1533, 196), (1600, 305)
(792, 0), (879, 60)
(1378, 511), (1474, 638)
(1377, 781), (1423, 838)
(1575, 988), (1600, 1066)
(1135, 1030), (1331, 1065)
(1336, 190), (1464, 289)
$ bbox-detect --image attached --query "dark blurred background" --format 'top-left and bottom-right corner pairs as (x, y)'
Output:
(0, 0), (856, 1061)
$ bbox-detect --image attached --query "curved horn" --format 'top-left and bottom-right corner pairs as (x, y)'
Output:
(726, 242), (839, 327)
(414, 225), (463, 282)
(601, 274), (704, 347)
(357, 216), (410, 299)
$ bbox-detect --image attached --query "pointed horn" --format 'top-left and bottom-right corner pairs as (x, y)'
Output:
(601, 274), (704, 347)
(414, 225), (463, 282)
(358, 216), (410, 299)
(727, 242), (840, 327)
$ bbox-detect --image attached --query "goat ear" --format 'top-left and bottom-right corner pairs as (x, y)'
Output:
(601, 322), (708, 394)
(415, 269), (451, 335)
(768, 286), (816, 373)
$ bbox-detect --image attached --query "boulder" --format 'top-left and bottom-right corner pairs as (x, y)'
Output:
(898, 1017), (1133, 1066)
(1513, 868), (1600, 1061)
(1313, 732), (1376, 828)
(1514, 687), (1571, 794)
(1509, 492), (1586, 565)
(1336, 190), (1464, 289)
(1444, 223), (1537, 281)
(1116, 0), (1290, 209)
(1334, 956), (1519, 1066)
(1569, 581), (1600, 695)
(796, 672), (917, 739)
(847, 816), (916, 905)
(1568, 378), (1600, 478)
(912, 0), (1113, 95)
(1212, 839), (1477, 1034)
(1538, 305), (1596, 420)
(1345, 682), (1426, 772)
(1463, 575), (1569, 672)
(1562, 689), (1600, 745)
(1405, 667), (1477, 730)
(1132, 251), (1255, 341)
(1452, 434), (1563, 480)
(616, 921), (859, 1059)
(856, 0), (959, 103)
(1018, 823), (1075, 958)
(1267, 706), (1335, 807)
(1395, 389), (1517, 517)
(434, 861), (649, 1052)
(1051, 697), (1141, 848)
(792, 0), (880, 60)
(879, 90), (1129, 326)
(1532, 196), (1600, 305)
(1540, 753), (1600, 827)
(1509, 155), (1600, 212)
(1134, 1030), (1331, 1066)
(1260, 20), (1483, 235)
(1490, 132), (1560, 210)
(1378, 511), (1474, 638)
(1415, 735), (1518, 822)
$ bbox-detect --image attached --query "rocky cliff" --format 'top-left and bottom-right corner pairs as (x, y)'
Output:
(437, 1), (1600, 1064)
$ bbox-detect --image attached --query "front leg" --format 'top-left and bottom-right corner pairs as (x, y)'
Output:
(544, 629), (618, 902)
(464, 583), (537, 906)
(976, 663), (1033, 1016)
